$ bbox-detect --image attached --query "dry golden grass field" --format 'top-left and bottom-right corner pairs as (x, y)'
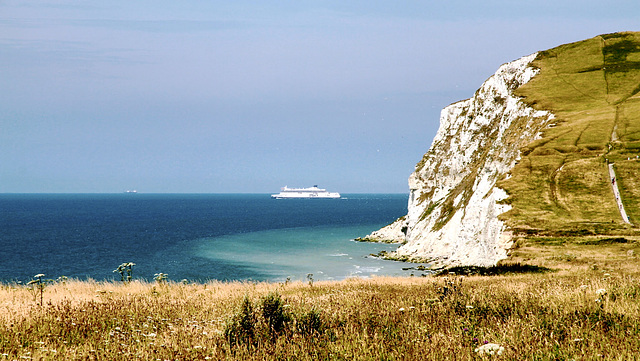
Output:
(2, 234), (640, 360)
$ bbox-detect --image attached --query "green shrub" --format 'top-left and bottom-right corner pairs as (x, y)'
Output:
(260, 292), (289, 340)
(224, 292), (327, 350)
(224, 296), (257, 348)
(296, 308), (324, 337)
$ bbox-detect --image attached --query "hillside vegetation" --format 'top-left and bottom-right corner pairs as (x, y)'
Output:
(499, 31), (640, 235)
(2, 237), (640, 361)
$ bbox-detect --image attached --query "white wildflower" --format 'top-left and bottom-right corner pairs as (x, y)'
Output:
(475, 343), (505, 356)
(466, 305), (474, 309)
(398, 307), (405, 312)
(596, 288), (607, 295)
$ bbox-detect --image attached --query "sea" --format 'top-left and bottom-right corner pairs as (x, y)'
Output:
(0, 193), (425, 284)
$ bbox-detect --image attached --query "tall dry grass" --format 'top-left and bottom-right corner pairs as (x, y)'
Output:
(2, 267), (640, 360)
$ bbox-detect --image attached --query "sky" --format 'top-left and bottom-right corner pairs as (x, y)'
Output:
(1, 1), (638, 193)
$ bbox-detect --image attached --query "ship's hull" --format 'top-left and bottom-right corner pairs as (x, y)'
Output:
(271, 185), (340, 199)
(271, 192), (340, 199)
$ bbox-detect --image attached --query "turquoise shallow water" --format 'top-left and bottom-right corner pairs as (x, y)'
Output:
(0, 193), (422, 283)
(192, 225), (414, 282)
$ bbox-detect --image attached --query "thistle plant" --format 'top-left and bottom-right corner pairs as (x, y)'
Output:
(113, 262), (136, 284)
(27, 273), (52, 306)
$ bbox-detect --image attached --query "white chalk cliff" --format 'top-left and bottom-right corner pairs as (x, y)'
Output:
(370, 53), (554, 268)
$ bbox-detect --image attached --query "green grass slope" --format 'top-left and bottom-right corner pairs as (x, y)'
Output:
(498, 31), (640, 235)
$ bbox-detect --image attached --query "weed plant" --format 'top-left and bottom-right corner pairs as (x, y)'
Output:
(153, 273), (168, 284)
(113, 262), (135, 284)
(27, 273), (53, 306)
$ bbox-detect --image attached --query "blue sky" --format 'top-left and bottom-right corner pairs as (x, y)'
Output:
(1, 1), (638, 193)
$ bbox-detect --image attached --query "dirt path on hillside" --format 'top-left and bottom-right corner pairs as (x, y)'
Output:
(608, 163), (631, 224)
(549, 163), (566, 211)
(609, 126), (630, 224)
(606, 69), (631, 224)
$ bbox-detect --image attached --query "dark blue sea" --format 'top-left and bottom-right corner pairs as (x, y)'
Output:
(0, 194), (415, 283)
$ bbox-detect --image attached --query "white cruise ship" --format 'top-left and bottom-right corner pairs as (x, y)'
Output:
(271, 185), (341, 199)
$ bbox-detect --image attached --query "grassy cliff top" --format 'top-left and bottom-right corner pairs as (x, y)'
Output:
(498, 31), (640, 235)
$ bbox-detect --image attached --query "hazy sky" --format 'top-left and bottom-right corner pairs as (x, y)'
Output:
(1, 1), (638, 193)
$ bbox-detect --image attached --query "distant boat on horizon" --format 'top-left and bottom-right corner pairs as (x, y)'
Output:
(125, 190), (138, 193)
(271, 185), (340, 199)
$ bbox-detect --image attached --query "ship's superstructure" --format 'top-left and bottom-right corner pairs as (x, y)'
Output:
(271, 185), (340, 199)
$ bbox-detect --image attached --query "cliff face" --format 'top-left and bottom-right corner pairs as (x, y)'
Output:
(374, 53), (554, 267)
(368, 32), (640, 268)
